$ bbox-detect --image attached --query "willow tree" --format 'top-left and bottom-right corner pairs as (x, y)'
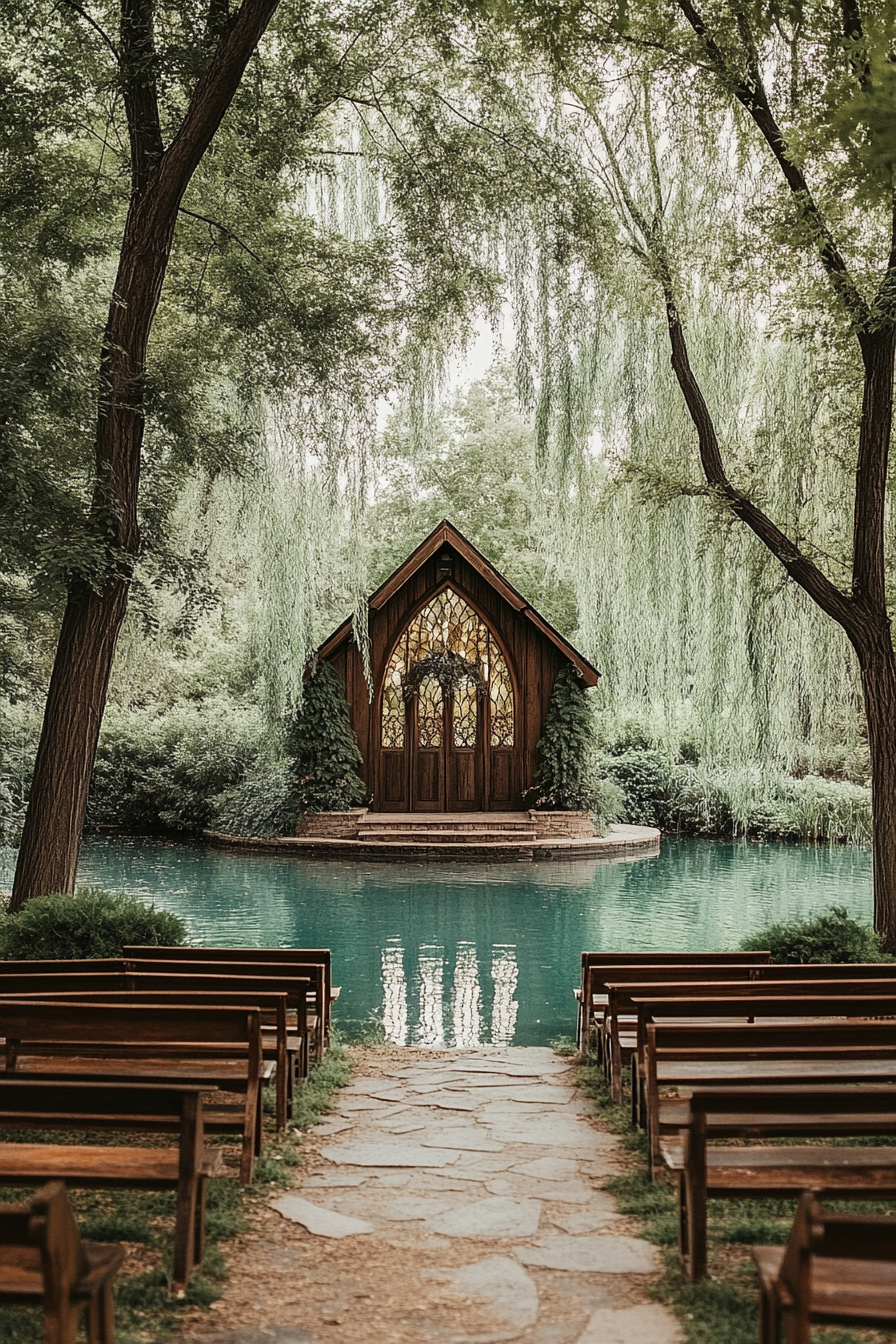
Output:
(503, 2), (896, 946)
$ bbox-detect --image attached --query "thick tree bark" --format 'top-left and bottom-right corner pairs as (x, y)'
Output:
(10, 0), (280, 910)
(858, 638), (896, 950)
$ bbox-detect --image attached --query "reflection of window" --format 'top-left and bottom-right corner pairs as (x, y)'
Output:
(380, 587), (514, 749)
(453, 680), (478, 748)
(417, 674), (443, 748)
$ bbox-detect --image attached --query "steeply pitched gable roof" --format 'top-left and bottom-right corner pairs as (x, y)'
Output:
(318, 519), (600, 686)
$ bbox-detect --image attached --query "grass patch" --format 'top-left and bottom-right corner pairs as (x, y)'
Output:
(293, 1037), (352, 1130)
(579, 1063), (895, 1344)
(0, 1043), (352, 1343)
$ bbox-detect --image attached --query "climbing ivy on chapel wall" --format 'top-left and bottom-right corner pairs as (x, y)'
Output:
(285, 663), (367, 814)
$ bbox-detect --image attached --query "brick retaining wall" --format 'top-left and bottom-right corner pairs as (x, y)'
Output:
(296, 809), (367, 839)
(528, 810), (597, 838)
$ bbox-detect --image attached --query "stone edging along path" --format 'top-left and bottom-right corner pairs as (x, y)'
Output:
(181, 1046), (681, 1344)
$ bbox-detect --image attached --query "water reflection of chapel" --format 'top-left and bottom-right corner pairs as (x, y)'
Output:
(317, 520), (599, 812)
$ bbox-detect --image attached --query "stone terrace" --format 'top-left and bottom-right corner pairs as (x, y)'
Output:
(183, 1046), (682, 1344)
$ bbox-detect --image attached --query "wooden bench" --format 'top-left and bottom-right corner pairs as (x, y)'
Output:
(0, 1001), (263, 1184)
(0, 949), (333, 1062)
(1, 982), (302, 1131)
(587, 964), (778, 1078)
(0, 1180), (125, 1344)
(753, 1191), (896, 1344)
(663, 1084), (896, 1282)
(125, 947), (336, 1061)
(122, 956), (327, 1064)
(607, 978), (896, 1103)
(574, 951), (770, 1050)
(641, 1020), (896, 1173)
(0, 1078), (223, 1285)
(0, 971), (309, 1126)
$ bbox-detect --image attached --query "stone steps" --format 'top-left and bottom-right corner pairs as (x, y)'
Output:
(357, 827), (538, 845)
(351, 840), (538, 860)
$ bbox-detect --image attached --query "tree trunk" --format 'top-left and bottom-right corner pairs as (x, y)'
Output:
(856, 635), (896, 951)
(10, 0), (280, 911)
(11, 580), (130, 901)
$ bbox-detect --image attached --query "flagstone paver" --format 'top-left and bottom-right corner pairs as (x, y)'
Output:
(181, 1045), (681, 1344)
(271, 1196), (375, 1239)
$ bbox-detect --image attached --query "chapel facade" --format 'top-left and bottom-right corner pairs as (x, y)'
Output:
(316, 520), (599, 813)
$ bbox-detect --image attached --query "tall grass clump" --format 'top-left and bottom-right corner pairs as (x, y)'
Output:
(0, 888), (186, 960)
(741, 905), (890, 963)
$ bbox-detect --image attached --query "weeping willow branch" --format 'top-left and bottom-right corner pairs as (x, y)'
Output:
(663, 300), (858, 634)
(674, 0), (870, 330)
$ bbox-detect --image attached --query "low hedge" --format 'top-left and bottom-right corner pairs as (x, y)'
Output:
(0, 888), (186, 960)
(741, 905), (890, 964)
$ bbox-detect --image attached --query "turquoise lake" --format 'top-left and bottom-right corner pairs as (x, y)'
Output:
(75, 836), (873, 1048)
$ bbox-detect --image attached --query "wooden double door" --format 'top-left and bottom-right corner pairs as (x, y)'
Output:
(413, 688), (481, 811)
(380, 684), (516, 812)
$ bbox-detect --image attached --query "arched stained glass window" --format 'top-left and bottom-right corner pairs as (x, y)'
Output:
(380, 587), (514, 749)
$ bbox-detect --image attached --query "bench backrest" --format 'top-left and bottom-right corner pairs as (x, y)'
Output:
(0, 1181), (87, 1306)
(0, 1076), (207, 1129)
(1, 988), (298, 1036)
(777, 1191), (896, 1343)
(125, 945), (330, 964)
(649, 1020), (896, 1056)
(125, 946), (331, 997)
(596, 964), (896, 996)
(802, 1194), (896, 1261)
(581, 951), (770, 966)
(0, 959), (122, 975)
(0, 1000), (261, 1057)
(591, 965), (761, 996)
(0, 970), (309, 1014)
(689, 1084), (896, 1117)
(755, 962), (896, 980)
(122, 959), (325, 1016)
(125, 947), (333, 1031)
(633, 991), (896, 1017)
(613, 978), (896, 1011)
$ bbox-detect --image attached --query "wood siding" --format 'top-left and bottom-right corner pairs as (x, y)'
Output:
(324, 544), (570, 812)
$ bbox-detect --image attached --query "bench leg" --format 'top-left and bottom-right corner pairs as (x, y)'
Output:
(86, 1282), (116, 1344)
(276, 1070), (287, 1132)
(239, 1087), (260, 1184)
(677, 1170), (689, 1269)
(682, 1167), (707, 1283)
(173, 1178), (198, 1286)
(43, 1301), (80, 1344)
(648, 1108), (662, 1181)
(611, 1028), (624, 1105)
(758, 1279), (779, 1344)
(194, 1176), (208, 1267)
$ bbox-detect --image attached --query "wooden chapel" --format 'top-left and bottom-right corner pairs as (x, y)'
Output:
(316, 520), (600, 813)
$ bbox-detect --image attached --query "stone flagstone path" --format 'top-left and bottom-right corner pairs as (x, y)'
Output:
(183, 1046), (682, 1344)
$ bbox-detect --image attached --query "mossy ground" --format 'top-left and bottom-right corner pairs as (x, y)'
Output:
(0, 1040), (351, 1344)
(578, 1063), (896, 1344)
